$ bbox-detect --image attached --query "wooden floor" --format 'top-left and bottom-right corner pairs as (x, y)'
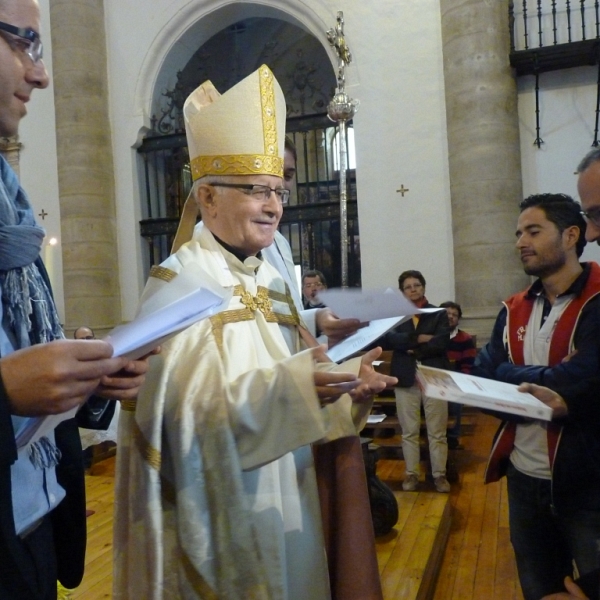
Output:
(65, 409), (524, 599)
(373, 409), (525, 600)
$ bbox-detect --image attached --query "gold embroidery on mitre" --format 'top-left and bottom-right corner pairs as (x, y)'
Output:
(259, 66), (278, 158)
(190, 154), (283, 180)
(133, 420), (161, 471)
(149, 265), (178, 282)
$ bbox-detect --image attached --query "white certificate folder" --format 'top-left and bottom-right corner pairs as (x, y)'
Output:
(105, 267), (231, 359)
(415, 366), (553, 421)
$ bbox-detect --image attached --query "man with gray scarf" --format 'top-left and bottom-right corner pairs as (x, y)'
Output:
(0, 0), (151, 597)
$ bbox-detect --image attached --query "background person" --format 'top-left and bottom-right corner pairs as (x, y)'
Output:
(302, 269), (327, 309)
(473, 193), (600, 600)
(384, 270), (451, 493)
(439, 301), (477, 449)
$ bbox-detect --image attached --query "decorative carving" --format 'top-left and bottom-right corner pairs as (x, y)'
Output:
(0, 136), (22, 176)
(240, 287), (274, 320)
(284, 50), (331, 116)
(150, 19), (337, 135)
(326, 11), (359, 288)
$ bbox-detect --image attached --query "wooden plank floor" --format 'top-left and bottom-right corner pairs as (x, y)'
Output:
(64, 409), (524, 599)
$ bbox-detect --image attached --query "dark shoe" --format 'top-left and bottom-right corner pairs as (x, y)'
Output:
(434, 476), (451, 493)
(402, 473), (419, 491)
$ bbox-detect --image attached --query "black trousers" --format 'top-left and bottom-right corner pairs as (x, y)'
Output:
(19, 515), (57, 600)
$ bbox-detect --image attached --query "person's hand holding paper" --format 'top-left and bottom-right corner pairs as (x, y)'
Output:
(104, 264), (231, 360)
(316, 288), (443, 362)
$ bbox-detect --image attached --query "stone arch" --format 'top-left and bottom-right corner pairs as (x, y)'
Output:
(134, 1), (339, 127)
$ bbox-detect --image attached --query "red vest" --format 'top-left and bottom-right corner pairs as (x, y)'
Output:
(485, 262), (600, 483)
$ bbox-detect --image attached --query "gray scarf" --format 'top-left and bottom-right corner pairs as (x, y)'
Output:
(0, 155), (64, 469)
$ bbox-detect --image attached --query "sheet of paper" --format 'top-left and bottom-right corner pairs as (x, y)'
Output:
(16, 407), (78, 450)
(416, 366), (553, 421)
(105, 267), (231, 359)
(317, 287), (442, 322)
(367, 413), (387, 424)
(326, 316), (406, 362)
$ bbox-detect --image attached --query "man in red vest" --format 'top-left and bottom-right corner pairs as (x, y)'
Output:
(473, 193), (600, 600)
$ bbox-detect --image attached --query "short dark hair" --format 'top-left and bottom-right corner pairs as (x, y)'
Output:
(398, 270), (426, 290)
(577, 148), (600, 173)
(440, 301), (462, 318)
(284, 136), (297, 163)
(302, 269), (326, 286)
(519, 193), (587, 257)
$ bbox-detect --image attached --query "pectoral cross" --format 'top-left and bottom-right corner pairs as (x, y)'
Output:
(38, 209), (48, 220)
(396, 185), (409, 197)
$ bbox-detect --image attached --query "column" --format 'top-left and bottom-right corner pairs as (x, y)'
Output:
(440, 0), (528, 341)
(49, 0), (121, 334)
(0, 136), (22, 176)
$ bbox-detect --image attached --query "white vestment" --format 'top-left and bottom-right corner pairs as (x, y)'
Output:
(114, 226), (367, 600)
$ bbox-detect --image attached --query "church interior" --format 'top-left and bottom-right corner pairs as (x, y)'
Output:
(4, 1), (600, 598)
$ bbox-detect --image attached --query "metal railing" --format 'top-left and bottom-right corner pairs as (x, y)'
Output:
(510, 0), (600, 51)
(137, 113), (361, 287)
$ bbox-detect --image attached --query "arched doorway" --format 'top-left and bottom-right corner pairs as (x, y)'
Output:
(138, 10), (360, 288)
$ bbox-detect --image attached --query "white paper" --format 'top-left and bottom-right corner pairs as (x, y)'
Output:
(16, 407), (78, 450)
(105, 274), (231, 359)
(326, 316), (407, 362)
(367, 414), (387, 424)
(317, 287), (443, 322)
(416, 365), (553, 421)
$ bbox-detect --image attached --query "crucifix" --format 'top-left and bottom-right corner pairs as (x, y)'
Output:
(396, 185), (409, 197)
(327, 11), (359, 288)
(38, 209), (48, 220)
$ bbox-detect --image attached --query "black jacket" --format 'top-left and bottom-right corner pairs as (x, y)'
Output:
(473, 264), (600, 513)
(384, 302), (451, 387)
(0, 259), (87, 599)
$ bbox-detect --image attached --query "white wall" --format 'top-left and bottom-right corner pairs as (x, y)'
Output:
(18, 0), (64, 321)
(23, 0), (457, 319)
(21, 1), (599, 323)
(518, 66), (600, 265)
(348, 1), (453, 305)
(103, 0), (455, 317)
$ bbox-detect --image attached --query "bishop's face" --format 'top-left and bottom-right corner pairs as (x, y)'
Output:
(205, 174), (284, 257)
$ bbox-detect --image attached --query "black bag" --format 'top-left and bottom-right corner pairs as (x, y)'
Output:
(75, 396), (116, 430)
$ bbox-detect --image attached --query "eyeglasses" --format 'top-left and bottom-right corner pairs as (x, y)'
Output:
(581, 208), (600, 228)
(303, 282), (324, 289)
(211, 182), (289, 205)
(403, 283), (423, 291)
(0, 21), (43, 64)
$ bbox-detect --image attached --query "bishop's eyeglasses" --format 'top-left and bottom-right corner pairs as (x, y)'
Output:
(210, 183), (290, 205)
(0, 21), (43, 64)
(581, 208), (600, 228)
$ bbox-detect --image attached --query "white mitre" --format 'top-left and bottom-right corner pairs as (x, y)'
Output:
(172, 65), (287, 252)
(184, 64), (286, 180)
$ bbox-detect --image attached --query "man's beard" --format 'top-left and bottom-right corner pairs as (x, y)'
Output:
(522, 251), (566, 278)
